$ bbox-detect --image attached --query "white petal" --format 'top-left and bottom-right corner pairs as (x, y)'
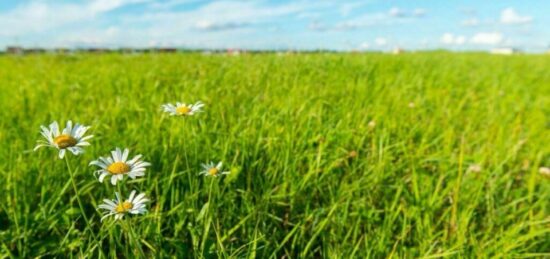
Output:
(121, 148), (129, 162)
(34, 144), (48, 151)
(79, 135), (93, 142)
(98, 204), (114, 210)
(103, 199), (117, 207)
(128, 190), (137, 202)
(68, 147), (83, 155)
(127, 155), (142, 165)
(51, 121), (60, 136)
(99, 172), (108, 182)
(58, 149), (66, 159)
(101, 213), (115, 221)
(89, 160), (107, 168)
(99, 156), (111, 165)
(133, 193), (146, 203)
(111, 175), (118, 185)
(76, 141), (90, 147)
(111, 149), (120, 162)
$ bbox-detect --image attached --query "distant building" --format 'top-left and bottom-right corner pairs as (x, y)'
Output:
(490, 48), (519, 55)
(24, 48), (46, 54)
(392, 47), (405, 54)
(54, 48), (71, 54)
(119, 48), (135, 54)
(86, 48), (109, 53)
(226, 48), (241, 56)
(6, 46), (23, 55)
(158, 48), (177, 53)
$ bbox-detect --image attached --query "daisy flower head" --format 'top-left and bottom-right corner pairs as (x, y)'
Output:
(98, 190), (149, 221)
(89, 148), (151, 185)
(199, 161), (230, 177)
(467, 164), (482, 173)
(162, 101), (204, 117)
(34, 120), (93, 159)
(539, 167), (550, 178)
(368, 120), (376, 128)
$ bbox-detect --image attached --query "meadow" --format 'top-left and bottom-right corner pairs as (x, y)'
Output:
(0, 52), (548, 258)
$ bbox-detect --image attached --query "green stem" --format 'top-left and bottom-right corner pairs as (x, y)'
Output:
(207, 178), (215, 211)
(64, 156), (104, 257)
(122, 219), (146, 257)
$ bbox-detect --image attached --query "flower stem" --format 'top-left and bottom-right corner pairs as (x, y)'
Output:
(64, 156), (104, 256)
(122, 219), (146, 257)
(207, 178), (215, 210)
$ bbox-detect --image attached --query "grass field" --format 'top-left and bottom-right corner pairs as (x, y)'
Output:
(0, 52), (549, 258)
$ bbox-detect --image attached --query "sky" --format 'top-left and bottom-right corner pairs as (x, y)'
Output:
(0, 0), (548, 52)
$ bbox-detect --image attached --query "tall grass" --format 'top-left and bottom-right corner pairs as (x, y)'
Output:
(0, 52), (548, 257)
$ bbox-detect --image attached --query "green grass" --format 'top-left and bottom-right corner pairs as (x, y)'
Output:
(0, 52), (549, 258)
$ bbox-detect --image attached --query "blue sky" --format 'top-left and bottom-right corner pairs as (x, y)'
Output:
(0, 0), (548, 52)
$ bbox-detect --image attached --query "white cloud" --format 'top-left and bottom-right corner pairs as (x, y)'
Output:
(309, 12), (401, 32)
(319, 7), (427, 32)
(470, 32), (503, 45)
(388, 7), (405, 17)
(131, 1), (311, 31)
(89, 0), (148, 13)
(148, 0), (201, 10)
(375, 37), (387, 46)
(440, 33), (454, 44)
(297, 12), (321, 19)
(388, 7), (426, 18)
(456, 36), (466, 45)
(0, 0), (147, 37)
(500, 8), (532, 25)
(461, 18), (479, 27)
(340, 2), (366, 17)
(195, 20), (249, 31)
(412, 8), (426, 17)
(359, 42), (369, 50)
(441, 33), (465, 45)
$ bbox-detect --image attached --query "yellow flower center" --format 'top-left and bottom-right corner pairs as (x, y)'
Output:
(115, 201), (134, 213)
(107, 162), (131, 175)
(53, 134), (77, 149)
(208, 167), (219, 176)
(176, 105), (192, 115)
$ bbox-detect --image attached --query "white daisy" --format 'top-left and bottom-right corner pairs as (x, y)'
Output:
(98, 190), (149, 221)
(89, 148), (151, 186)
(539, 167), (550, 178)
(467, 164), (482, 173)
(199, 161), (230, 177)
(161, 101), (204, 116)
(34, 120), (93, 159)
(368, 120), (376, 128)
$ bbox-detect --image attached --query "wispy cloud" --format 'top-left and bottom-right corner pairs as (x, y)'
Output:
(0, 1), (545, 51)
(0, 0), (147, 37)
(389, 7), (426, 18)
(309, 7), (426, 32)
(470, 32), (504, 45)
(461, 18), (479, 27)
(375, 37), (387, 46)
(195, 21), (250, 31)
(500, 7), (532, 25)
(441, 33), (466, 45)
